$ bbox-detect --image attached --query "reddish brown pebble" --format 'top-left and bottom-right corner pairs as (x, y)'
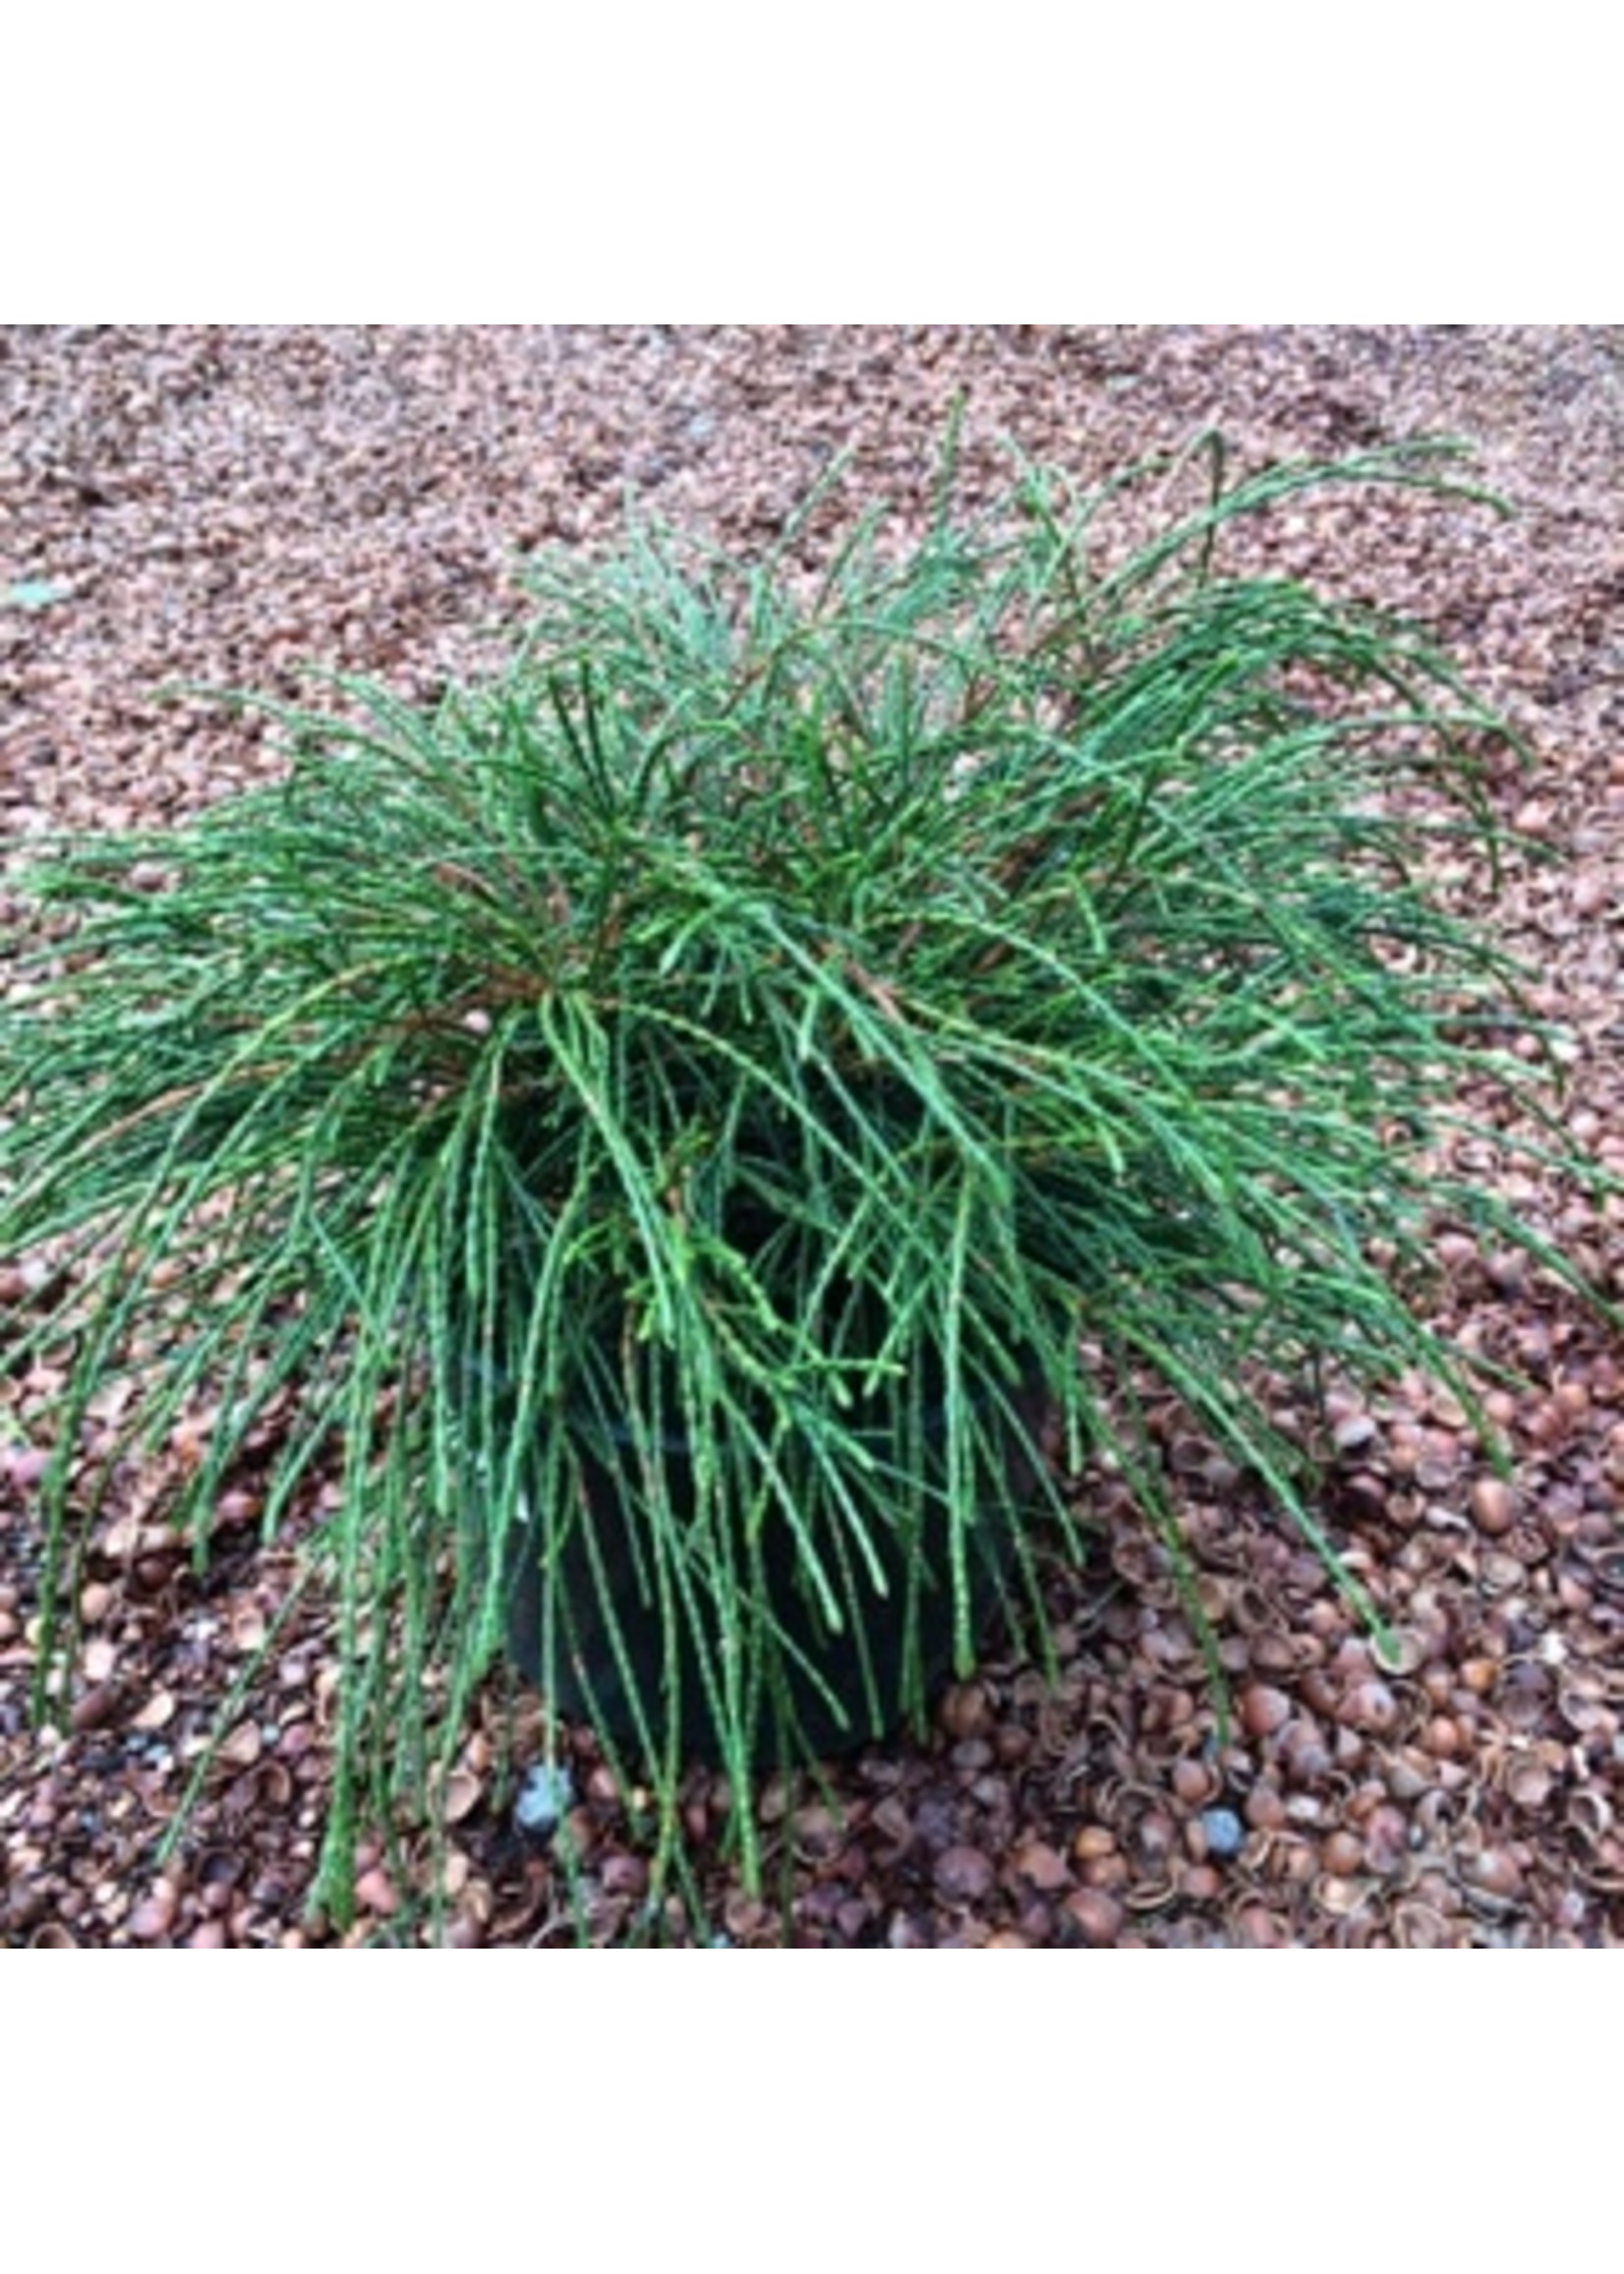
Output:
(1505, 1759), (1552, 1809)
(790, 1804), (841, 1859)
(1571, 872), (1611, 916)
(1062, 1888), (1124, 1946)
(1012, 1838), (1071, 1893)
(1240, 1683), (1293, 1738)
(599, 1852), (649, 1898)
(353, 1866), (400, 1916)
(1466, 1846), (1524, 1899)
(1235, 1904), (1291, 1948)
(1315, 1875), (1364, 1918)
(126, 1884), (179, 1942)
(1470, 1477), (1518, 1535)
(1081, 1851), (1131, 1893)
(278, 1719), (317, 1761)
(1339, 1678), (1400, 1734)
(835, 1898), (872, 1942)
(70, 1682), (121, 1733)
(1363, 1807), (1409, 1874)
(933, 1845), (996, 1902)
(3, 1445), (50, 1490)
(1245, 1783), (1286, 1832)
(1322, 1830), (1363, 1877)
(939, 1681), (993, 1741)
(724, 1895), (769, 1941)
(1171, 1756), (1218, 1806)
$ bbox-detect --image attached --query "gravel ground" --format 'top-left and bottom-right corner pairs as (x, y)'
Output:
(2, 325), (1622, 1947)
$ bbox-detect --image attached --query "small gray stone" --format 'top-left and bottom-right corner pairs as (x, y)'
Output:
(514, 1762), (575, 1839)
(1200, 1806), (1245, 1861)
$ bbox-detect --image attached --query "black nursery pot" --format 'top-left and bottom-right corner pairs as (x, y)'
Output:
(488, 1360), (1051, 1767)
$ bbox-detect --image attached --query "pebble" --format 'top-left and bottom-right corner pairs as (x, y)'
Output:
(126, 1883), (180, 1941)
(352, 1866), (400, 1916)
(1466, 1846), (1524, 1900)
(1339, 1677), (1400, 1735)
(1062, 1888), (1124, 1947)
(933, 1845), (996, 1903)
(1198, 1806), (1245, 1860)
(599, 1852), (649, 1898)
(514, 1762), (575, 1838)
(1012, 1837), (1071, 1892)
(1240, 1683), (1293, 1738)
(1470, 1477), (1518, 1535)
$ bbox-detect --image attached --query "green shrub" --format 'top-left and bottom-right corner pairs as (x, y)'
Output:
(0, 435), (1599, 1925)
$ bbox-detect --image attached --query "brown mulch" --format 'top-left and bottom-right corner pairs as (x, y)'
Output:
(2, 325), (1621, 1946)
